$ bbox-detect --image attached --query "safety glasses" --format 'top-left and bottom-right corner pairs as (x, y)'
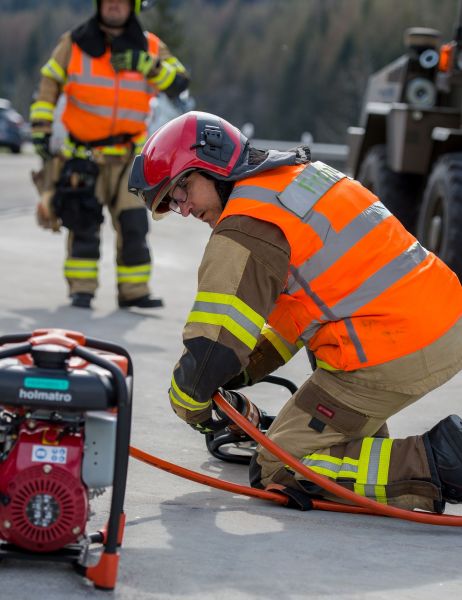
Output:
(166, 175), (190, 214)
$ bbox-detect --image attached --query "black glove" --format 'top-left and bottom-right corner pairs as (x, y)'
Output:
(188, 390), (241, 434)
(111, 50), (159, 77)
(189, 389), (258, 434)
(32, 131), (52, 161)
(222, 370), (251, 390)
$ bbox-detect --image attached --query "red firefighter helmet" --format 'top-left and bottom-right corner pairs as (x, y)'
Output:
(128, 111), (249, 219)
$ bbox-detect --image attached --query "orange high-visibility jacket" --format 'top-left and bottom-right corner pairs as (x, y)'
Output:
(62, 33), (159, 143)
(218, 162), (462, 371)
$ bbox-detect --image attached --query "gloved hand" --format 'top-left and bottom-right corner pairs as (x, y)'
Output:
(188, 402), (231, 434)
(223, 369), (251, 390)
(111, 50), (159, 77)
(216, 389), (262, 435)
(35, 192), (61, 232)
(32, 131), (52, 161)
(169, 390), (229, 434)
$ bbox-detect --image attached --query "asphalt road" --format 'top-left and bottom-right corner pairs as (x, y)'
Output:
(1, 152), (462, 600)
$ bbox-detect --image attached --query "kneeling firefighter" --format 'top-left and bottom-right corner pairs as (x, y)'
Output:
(129, 110), (462, 512)
(30, 0), (190, 309)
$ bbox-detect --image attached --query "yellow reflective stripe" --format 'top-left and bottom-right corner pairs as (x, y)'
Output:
(374, 486), (387, 504)
(196, 292), (265, 330)
(170, 375), (211, 411)
(117, 264), (151, 283)
(261, 325), (297, 363)
(30, 101), (55, 122)
(354, 483), (366, 496)
(308, 453), (342, 466)
(169, 389), (211, 412)
(165, 56), (186, 72)
(62, 146), (89, 159)
(188, 291), (265, 349)
(188, 312), (257, 349)
(308, 453), (359, 467)
(356, 437), (373, 484)
(40, 58), (67, 84)
(133, 132), (148, 154)
(304, 453), (359, 480)
(65, 260), (98, 268)
(62, 138), (89, 159)
(354, 437), (393, 503)
(62, 135), (134, 157)
(374, 438), (393, 504)
(101, 146), (129, 156)
(118, 275), (150, 283)
(308, 465), (342, 479)
(316, 358), (339, 371)
(149, 61), (176, 90)
(376, 438), (393, 484)
(64, 259), (98, 280)
(117, 265), (151, 273)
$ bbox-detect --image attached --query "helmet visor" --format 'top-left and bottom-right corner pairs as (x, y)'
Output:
(128, 154), (168, 211)
(150, 170), (195, 218)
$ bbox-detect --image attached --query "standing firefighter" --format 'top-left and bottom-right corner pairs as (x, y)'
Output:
(30, 0), (189, 309)
(129, 111), (462, 513)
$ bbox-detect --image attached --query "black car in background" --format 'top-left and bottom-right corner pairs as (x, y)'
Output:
(0, 98), (25, 154)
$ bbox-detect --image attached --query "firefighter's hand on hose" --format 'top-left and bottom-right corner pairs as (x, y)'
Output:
(32, 131), (52, 161)
(188, 389), (256, 435)
(170, 394), (229, 434)
(216, 389), (262, 436)
(111, 50), (160, 77)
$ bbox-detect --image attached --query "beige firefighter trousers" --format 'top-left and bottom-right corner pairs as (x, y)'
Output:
(37, 155), (151, 301)
(252, 316), (462, 512)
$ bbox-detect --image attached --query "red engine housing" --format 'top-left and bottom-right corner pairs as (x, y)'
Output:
(0, 422), (88, 552)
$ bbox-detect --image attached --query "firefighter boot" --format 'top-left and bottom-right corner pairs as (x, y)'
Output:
(424, 414), (462, 504)
(70, 293), (93, 309)
(118, 295), (164, 309)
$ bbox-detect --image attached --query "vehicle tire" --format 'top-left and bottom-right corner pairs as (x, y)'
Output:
(417, 153), (462, 279)
(358, 145), (424, 233)
(10, 144), (21, 154)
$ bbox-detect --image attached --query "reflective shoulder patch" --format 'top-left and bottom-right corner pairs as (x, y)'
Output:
(277, 161), (346, 218)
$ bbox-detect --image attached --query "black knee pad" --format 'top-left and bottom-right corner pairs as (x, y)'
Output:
(71, 228), (100, 259)
(424, 414), (462, 504)
(118, 208), (150, 265)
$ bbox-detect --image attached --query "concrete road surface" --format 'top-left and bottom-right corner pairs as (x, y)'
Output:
(1, 151), (462, 600)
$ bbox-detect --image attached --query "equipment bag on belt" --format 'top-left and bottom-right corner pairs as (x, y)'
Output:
(52, 158), (103, 232)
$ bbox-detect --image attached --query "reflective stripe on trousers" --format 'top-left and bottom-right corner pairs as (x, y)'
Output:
(302, 437), (394, 504)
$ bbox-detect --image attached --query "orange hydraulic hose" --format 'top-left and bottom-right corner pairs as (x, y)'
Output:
(213, 392), (462, 526)
(129, 445), (376, 515)
(129, 445), (287, 505)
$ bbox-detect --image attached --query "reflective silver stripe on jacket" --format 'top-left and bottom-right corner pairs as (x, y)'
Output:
(67, 96), (148, 122)
(229, 163), (428, 365)
(277, 161), (346, 217)
(288, 202), (392, 288)
(191, 299), (263, 341)
(68, 53), (152, 93)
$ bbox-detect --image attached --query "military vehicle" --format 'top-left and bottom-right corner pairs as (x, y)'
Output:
(347, 3), (462, 278)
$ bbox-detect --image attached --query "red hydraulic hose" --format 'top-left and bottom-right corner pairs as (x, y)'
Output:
(213, 392), (462, 526)
(129, 445), (375, 515)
